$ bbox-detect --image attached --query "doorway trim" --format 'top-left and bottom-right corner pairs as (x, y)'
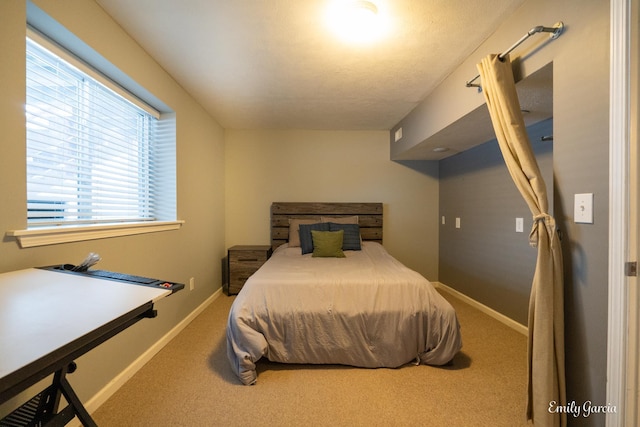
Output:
(607, 0), (633, 425)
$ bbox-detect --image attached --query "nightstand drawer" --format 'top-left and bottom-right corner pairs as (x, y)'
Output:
(228, 276), (251, 294)
(227, 245), (272, 295)
(229, 250), (269, 264)
(229, 265), (260, 284)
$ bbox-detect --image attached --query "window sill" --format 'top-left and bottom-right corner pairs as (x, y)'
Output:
(6, 221), (185, 248)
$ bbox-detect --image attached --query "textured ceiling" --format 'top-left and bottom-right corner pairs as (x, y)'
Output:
(96, 0), (526, 130)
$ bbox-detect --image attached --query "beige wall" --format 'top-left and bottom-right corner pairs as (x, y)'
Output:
(225, 129), (440, 280)
(0, 0), (226, 412)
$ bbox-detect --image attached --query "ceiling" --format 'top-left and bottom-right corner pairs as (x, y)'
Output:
(95, 0), (526, 130)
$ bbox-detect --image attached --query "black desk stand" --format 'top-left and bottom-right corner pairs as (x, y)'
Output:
(0, 267), (182, 427)
(0, 304), (159, 427)
(1, 362), (94, 427)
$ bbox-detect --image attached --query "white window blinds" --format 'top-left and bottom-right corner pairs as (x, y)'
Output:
(26, 35), (161, 226)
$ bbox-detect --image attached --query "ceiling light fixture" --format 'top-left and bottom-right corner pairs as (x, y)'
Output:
(325, 0), (389, 44)
(354, 0), (378, 15)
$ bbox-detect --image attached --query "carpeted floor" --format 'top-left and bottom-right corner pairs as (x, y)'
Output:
(92, 289), (529, 426)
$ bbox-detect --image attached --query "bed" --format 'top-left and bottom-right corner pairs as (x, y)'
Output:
(226, 202), (462, 385)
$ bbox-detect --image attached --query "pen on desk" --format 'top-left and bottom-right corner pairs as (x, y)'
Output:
(71, 252), (101, 272)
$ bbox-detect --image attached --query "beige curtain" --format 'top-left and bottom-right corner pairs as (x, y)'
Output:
(477, 54), (566, 427)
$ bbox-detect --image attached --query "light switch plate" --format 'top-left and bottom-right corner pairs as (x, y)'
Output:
(574, 193), (594, 224)
(455, 217), (461, 229)
(516, 217), (524, 232)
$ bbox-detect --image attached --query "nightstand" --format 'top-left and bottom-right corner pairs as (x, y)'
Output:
(227, 245), (272, 295)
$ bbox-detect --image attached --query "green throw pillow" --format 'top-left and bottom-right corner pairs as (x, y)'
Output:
(311, 230), (346, 258)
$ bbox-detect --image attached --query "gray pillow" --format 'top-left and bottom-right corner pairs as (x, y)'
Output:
(299, 222), (330, 254)
(328, 222), (361, 251)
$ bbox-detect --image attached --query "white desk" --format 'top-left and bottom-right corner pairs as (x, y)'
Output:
(0, 268), (173, 426)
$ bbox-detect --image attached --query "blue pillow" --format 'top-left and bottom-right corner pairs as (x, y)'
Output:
(299, 222), (330, 254)
(328, 223), (361, 250)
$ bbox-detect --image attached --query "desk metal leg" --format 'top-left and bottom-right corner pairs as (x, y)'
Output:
(0, 363), (97, 427)
(47, 363), (97, 427)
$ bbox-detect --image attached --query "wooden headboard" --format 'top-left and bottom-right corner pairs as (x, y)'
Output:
(271, 202), (383, 250)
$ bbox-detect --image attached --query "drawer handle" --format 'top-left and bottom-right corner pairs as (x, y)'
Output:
(238, 258), (258, 262)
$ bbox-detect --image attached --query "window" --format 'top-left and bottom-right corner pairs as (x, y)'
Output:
(26, 36), (161, 226)
(8, 29), (180, 248)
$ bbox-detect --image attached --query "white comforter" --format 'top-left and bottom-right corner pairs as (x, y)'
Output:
(226, 242), (462, 385)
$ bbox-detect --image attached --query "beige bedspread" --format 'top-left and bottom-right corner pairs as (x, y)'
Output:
(226, 242), (462, 385)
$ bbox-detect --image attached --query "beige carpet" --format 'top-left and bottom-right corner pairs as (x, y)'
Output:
(92, 290), (529, 426)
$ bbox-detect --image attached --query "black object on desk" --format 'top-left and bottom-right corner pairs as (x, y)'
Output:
(41, 264), (185, 293)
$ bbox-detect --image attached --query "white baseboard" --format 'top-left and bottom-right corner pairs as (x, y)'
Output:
(433, 281), (528, 336)
(81, 288), (222, 419)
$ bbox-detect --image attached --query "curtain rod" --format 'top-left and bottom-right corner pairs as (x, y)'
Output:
(465, 21), (564, 89)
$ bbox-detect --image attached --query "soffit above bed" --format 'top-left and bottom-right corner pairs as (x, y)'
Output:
(391, 62), (553, 161)
(95, 0), (526, 130)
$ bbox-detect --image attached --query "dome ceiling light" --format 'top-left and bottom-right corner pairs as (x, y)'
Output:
(325, 0), (389, 44)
